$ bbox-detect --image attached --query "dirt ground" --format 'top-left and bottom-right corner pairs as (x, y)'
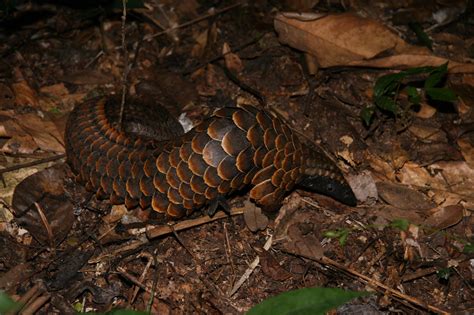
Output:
(0, 0), (473, 314)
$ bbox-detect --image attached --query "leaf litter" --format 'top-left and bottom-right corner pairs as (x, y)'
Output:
(0, 1), (473, 314)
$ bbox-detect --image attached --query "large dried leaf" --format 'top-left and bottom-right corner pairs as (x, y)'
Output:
(0, 112), (65, 153)
(376, 181), (436, 210)
(15, 113), (65, 153)
(346, 170), (378, 203)
(12, 164), (74, 246)
(398, 161), (474, 197)
(424, 204), (464, 231)
(274, 13), (474, 72)
(0, 113), (38, 154)
(373, 205), (425, 225)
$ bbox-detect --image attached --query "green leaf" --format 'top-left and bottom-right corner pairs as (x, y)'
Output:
(406, 86), (421, 104)
(424, 62), (448, 88)
(425, 87), (457, 102)
(338, 230), (349, 246)
(373, 73), (404, 98)
(436, 268), (452, 281)
(375, 95), (398, 113)
(323, 229), (350, 246)
(247, 287), (369, 315)
(409, 23), (433, 50)
(463, 243), (474, 254)
(323, 230), (341, 238)
(0, 292), (22, 313)
(360, 106), (375, 126)
(390, 219), (410, 231)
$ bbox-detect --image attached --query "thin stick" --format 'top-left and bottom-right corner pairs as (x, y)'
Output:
(228, 236), (273, 297)
(223, 223), (236, 284)
(117, 266), (159, 298)
(144, 2), (243, 41)
(34, 202), (55, 250)
(0, 154), (65, 176)
(182, 32), (267, 76)
(20, 294), (51, 315)
(146, 208), (243, 239)
(119, 0), (129, 131)
(129, 252), (154, 305)
(300, 252), (449, 314)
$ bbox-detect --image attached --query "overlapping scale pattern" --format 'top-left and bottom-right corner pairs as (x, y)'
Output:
(65, 98), (355, 219)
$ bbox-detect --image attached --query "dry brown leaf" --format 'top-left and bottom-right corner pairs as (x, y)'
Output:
(0, 116), (38, 154)
(457, 137), (474, 169)
(260, 251), (292, 281)
(414, 102), (437, 119)
(242, 199), (268, 232)
(38, 83), (74, 112)
(424, 204), (464, 230)
(398, 161), (474, 198)
(103, 205), (129, 224)
(346, 170), (378, 203)
(59, 70), (112, 85)
(191, 29), (209, 58)
(223, 42), (243, 73)
(12, 164), (74, 246)
(275, 13), (422, 66)
(376, 181), (435, 210)
(408, 123), (445, 142)
(11, 80), (39, 107)
(365, 151), (398, 181)
(40, 83), (69, 97)
(373, 205), (425, 226)
(348, 54), (474, 73)
(274, 12), (474, 72)
(2, 134), (38, 154)
(0, 110), (65, 154)
(15, 113), (65, 153)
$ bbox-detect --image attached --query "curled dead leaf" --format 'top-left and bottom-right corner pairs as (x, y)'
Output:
(275, 12), (420, 67)
(274, 12), (474, 72)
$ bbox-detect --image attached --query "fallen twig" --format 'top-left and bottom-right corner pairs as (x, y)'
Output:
(0, 154), (65, 176)
(143, 2), (244, 41)
(290, 250), (449, 314)
(146, 208), (244, 239)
